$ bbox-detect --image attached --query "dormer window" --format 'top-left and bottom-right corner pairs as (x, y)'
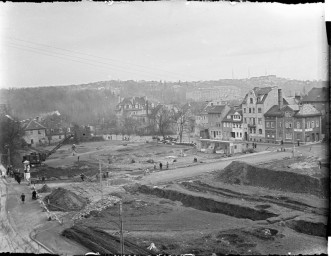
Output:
(250, 98), (253, 104)
(285, 112), (291, 117)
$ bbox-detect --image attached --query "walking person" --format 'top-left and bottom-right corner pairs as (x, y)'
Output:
(159, 162), (163, 170)
(20, 193), (25, 204)
(17, 175), (21, 184)
(153, 163), (156, 170)
(166, 162), (169, 169)
(32, 190), (37, 200)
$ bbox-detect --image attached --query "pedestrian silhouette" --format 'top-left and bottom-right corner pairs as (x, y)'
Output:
(21, 193), (25, 204)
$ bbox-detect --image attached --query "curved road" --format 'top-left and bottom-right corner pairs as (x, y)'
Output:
(141, 150), (293, 185)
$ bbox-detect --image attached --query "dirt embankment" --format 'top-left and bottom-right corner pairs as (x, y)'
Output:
(44, 187), (88, 211)
(217, 161), (328, 198)
(136, 185), (278, 221)
(62, 225), (151, 254)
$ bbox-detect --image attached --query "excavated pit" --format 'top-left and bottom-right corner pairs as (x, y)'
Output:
(286, 219), (327, 237)
(137, 185), (278, 221)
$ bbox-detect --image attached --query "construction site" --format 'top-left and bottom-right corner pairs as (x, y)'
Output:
(0, 139), (328, 255)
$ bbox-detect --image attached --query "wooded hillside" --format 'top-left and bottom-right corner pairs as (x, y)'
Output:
(1, 86), (118, 124)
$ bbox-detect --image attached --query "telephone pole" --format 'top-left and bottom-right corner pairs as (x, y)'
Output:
(99, 159), (103, 200)
(119, 201), (124, 255)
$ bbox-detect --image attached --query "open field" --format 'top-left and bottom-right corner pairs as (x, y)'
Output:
(20, 140), (329, 255)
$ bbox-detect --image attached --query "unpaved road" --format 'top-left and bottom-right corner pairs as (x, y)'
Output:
(141, 151), (293, 185)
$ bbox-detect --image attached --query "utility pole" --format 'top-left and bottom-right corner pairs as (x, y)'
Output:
(7, 147), (10, 166)
(119, 201), (124, 255)
(99, 159), (103, 200)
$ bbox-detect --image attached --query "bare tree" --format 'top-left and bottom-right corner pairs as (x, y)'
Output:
(174, 104), (196, 143)
(0, 115), (24, 166)
(153, 105), (176, 140)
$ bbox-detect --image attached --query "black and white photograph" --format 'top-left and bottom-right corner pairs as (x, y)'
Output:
(0, 1), (329, 255)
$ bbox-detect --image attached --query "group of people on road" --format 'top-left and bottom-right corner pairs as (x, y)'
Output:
(20, 189), (38, 204)
(153, 161), (169, 171)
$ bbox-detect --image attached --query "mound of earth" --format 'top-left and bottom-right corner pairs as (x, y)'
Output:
(217, 161), (327, 197)
(62, 225), (151, 254)
(37, 184), (52, 193)
(44, 187), (88, 212)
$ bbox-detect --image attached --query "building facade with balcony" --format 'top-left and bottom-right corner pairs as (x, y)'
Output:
(241, 87), (284, 142)
(221, 108), (243, 141)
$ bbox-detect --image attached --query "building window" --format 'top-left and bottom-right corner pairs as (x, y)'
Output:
(259, 129), (262, 134)
(316, 120), (319, 127)
(311, 121), (315, 128)
(306, 121), (310, 129)
(250, 98), (253, 104)
(297, 122), (300, 129)
(249, 108), (251, 113)
(289, 122), (292, 128)
(252, 108), (255, 113)
(266, 122), (270, 128)
(271, 122), (274, 128)
(285, 133), (292, 139)
(258, 108), (262, 113)
(271, 134), (275, 138)
(279, 122), (282, 128)
(59, 135), (62, 139)
(285, 122), (289, 128)
(223, 123), (226, 127)
(244, 118), (246, 123)
(244, 108), (246, 113)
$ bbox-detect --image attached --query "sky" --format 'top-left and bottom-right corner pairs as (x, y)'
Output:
(0, 2), (328, 88)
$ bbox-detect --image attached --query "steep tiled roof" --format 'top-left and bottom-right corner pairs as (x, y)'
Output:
(118, 96), (147, 107)
(242, 87), (274, 104)
(24, 120), (46, 130)
(294, 104), (321, 117)
(207, 105), (227, 114)
(302, 87), (328, 102)
(264, 105), (283, 117)
(253, 87), (273, 96)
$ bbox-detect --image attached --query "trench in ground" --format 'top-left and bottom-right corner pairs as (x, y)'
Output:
(180, 181), (327, 216)
(137, 185), (278, 221)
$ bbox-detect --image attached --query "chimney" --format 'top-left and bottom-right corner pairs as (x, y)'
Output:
(278, 89), (283, 109)
(35, 116), (40, 122)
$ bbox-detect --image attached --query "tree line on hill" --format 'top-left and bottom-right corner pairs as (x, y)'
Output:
(1, 86), (118, 125)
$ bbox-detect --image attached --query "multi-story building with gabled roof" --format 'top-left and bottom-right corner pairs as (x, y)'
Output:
(265, 100), (322, 144)
(241, 87), (287, 142)
(115, 96), (155, 124)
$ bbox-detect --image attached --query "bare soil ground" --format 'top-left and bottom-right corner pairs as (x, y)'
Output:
(29, 141), (328, 255)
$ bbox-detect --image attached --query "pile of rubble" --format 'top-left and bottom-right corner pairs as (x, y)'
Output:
(72, 196), (121, 221)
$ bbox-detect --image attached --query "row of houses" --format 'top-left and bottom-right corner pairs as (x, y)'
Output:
(192, 86), (327, 154)
(22, 86), (328, 150)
